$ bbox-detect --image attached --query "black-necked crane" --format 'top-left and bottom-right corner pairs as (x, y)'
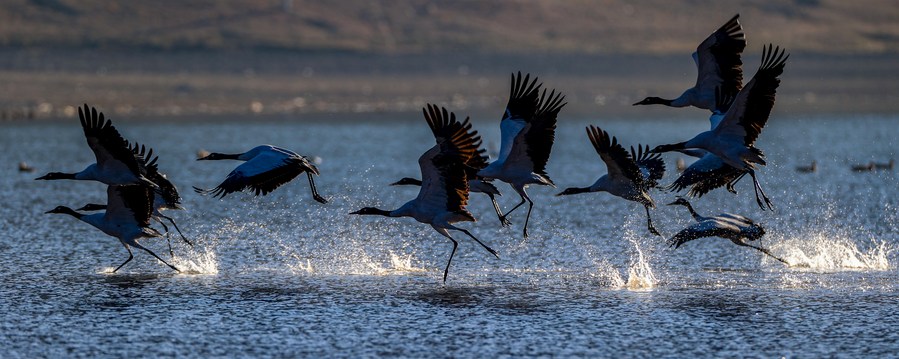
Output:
(557, 126), (665, 236)
(796, 160), (817, 173)
(477, 72), (566, 238)
(350, 105), (498, 283)
(390, 179), (508, 227)
(389, 134), (510, 227)
(633, 14), (746, 110)
(194, 145), (327, 203)
(78, 143), (193, 256)
(46, 185), (180, 273)
(665, 88), (749, 198)
(666, 197), (789, 265)
(36, 104), (156, 188)
(652, 44), (789, 211)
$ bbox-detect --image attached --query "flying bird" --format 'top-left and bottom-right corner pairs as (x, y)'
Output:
(477, 72), (566, 238)
(350, 105), (498, 283)
(666, 197), (788, 265)
(390, 177), (508, 227)
(664, 88), (749, 198)
(194, 145), (327, 203)
(634, 14), (746, 110)
(46, 185), (180, 273)
(389, 129), (509, 227)
(652, 44), (789, 210)
(557, 126), (665, 236)
(36, 104), (156, 188)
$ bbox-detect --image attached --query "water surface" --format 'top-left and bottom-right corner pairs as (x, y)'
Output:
(1, 114), (897, 357)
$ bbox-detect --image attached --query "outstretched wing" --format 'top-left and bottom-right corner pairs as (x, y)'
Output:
(495, 72), (542, 164)
(195, 151), (307, 198)
(693, 14), (746, 106)
(129, 142), (181, 208)
(524, 89), (566, 179)
(502, 71), (541, 123)
(105, 185), (154, 227)
(631, 144), (666, 189)
(586, 125), (642, 185)
(79, 104), (145, 177)
(418, 105), (480, 218)
(665, 153), (745, 198)
(668, 219), (739, 249)
(714, 44), (788, 146)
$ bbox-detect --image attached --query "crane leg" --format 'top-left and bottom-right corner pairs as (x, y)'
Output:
(748, 170), (774, 211)
(501, 195), (526, 222)
(307, 172), (328, 204)
(456, 228), (499, 258)
(155, 218), (175, 257)
(132, 242), (181, 272)
(113, 245), (134, 273)
(645, 205), (661, 236)
(487, 193), (511, 227)
(159, 214), (193, 248)
(522, 197), (534, 239)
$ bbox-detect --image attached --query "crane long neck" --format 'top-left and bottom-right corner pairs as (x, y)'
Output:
(217, 153), (243, 160)
(36, 172), (77, 180)
(351, 207), (394, 217)
(200, 153), (243, 161)
(683, 201), (703, 221)
(53, 206), (85, 220)
(652, 142), (688, 154)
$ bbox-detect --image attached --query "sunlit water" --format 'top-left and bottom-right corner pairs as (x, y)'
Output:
(1, 114), (897, 357)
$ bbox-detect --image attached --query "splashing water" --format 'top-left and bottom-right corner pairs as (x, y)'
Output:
(172, 248), (219, 274)
(770, 232), (893, 271)
(625, 238), (656, 290)
(366, 251), (427, 275)
(594, 258), (626, 288)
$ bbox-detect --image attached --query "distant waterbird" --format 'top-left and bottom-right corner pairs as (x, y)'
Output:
(350, 105), (498, 283)
(652, 45), (789, 211)
(851, 162), (875, 172)
(477, 72), (567, 238)
(35, 104), (157, 188)
(633, 14), (746, 110)
(666, 197), (789, 265)
(46, 185), (180, 273)
(676, 158), (687, 172)
(874, 159), (894, 171)
(18, 161), (35, 173)
(557, 126), (665, 236)
(796, 160), (817, 173)
(194, 145), (327, 203)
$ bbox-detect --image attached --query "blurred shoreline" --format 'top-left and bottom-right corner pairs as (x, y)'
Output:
(2, 49), (897, 121)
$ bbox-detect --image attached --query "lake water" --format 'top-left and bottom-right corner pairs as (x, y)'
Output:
(1, 113), (897, 357)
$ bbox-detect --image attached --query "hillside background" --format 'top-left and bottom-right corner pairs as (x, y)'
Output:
(1, 0), (897, 120)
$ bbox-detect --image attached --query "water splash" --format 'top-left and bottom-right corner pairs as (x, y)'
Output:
(366, 251), (427, 275)
(173, 247), (219, 274)
(625, 238), (656, 290)
(769, 232), (893, 271)
(594, 258), (625, 288)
